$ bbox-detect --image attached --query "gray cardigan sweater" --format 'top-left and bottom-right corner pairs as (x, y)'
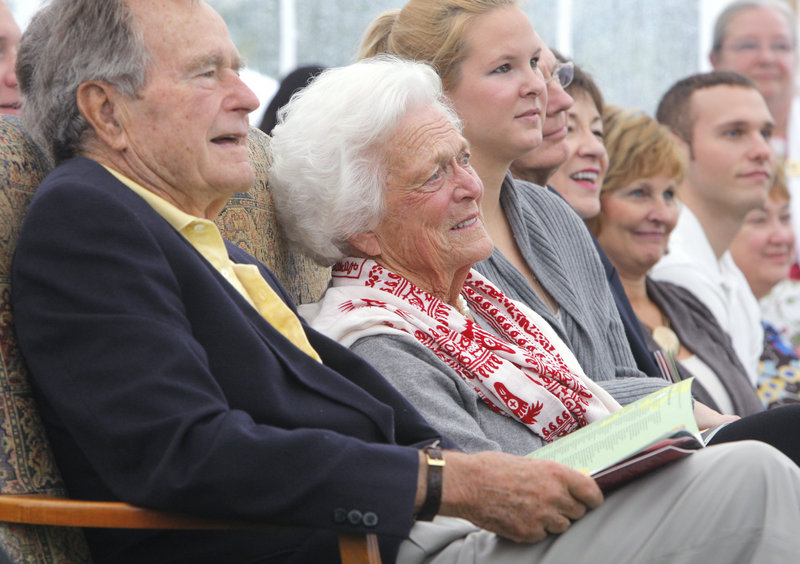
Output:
(352, 334), (545, 455)
(646, 278), (764, 416)
(474, 175), (668, 405)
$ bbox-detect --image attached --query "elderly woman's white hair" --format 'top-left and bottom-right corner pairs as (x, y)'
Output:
(268, 55), (461, 266)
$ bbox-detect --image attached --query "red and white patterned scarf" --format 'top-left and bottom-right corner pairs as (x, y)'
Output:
(301, 258), (618, 442)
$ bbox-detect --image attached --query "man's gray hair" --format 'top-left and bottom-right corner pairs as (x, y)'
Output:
(711, 0), (797, 56)
(268, 55), (462, 266)
(16, 0), (152, 162)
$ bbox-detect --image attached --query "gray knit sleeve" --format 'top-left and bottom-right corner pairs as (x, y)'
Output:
(350, 334), (546, 456)
(596, 377), (671, 405)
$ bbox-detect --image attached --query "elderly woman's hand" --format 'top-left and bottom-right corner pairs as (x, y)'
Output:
(437, 450), (603, 543)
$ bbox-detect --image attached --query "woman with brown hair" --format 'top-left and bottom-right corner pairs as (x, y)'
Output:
(591, 105), (764, 415)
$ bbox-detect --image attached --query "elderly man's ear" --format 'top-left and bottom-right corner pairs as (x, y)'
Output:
(76, 81), (129, 152)
(348, 232), (382, 258)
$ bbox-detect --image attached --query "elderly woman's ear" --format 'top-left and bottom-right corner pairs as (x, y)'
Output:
(348, 232), (382, 257)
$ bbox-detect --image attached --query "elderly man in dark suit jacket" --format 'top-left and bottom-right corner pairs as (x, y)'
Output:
(11, 1), (800, 563)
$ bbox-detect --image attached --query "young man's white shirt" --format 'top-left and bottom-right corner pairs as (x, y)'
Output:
(651, 206), (763, 384)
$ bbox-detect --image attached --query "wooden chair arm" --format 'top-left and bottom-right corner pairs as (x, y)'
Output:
(0, 494), (382, 563)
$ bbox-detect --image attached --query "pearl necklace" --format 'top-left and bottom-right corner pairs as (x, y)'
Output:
(455, 295), (472, 319)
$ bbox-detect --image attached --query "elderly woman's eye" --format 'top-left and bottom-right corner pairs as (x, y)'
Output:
(460, 153), (470, 166)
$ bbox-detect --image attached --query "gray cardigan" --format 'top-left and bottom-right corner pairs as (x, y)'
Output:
(351, 334), (545, 455)
(474, 175), (668, 405)
(646, 278), (764, 416)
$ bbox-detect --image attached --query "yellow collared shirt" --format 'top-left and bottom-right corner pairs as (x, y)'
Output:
(104, 166), (321, 362)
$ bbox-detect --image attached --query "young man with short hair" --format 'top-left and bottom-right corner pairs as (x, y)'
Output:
(653, 71), (776, 384)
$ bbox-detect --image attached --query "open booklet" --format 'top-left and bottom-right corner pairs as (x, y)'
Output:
(527, 378), (726, 492)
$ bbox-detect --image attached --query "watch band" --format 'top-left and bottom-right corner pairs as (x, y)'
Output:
(416, 444), (445, 521)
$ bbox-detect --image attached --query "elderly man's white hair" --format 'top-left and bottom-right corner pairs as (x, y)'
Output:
(268, 55), (462, 266)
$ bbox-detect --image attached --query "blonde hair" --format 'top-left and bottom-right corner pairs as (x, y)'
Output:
(586, 105), (687, 233)
(358, 0), (518, 90)
(770, 162), (790, 202)
(602, 105), (687, 194)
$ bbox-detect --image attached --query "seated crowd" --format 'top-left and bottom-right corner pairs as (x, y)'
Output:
(5, 0), (800, 562)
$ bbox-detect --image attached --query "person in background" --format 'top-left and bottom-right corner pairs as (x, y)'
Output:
(0, 0), (20, 115)
(509, 47), (573, 186)
(730, 168), (800, 407)
(547, 64), (607, 220)
(269, 52), (800, 564)
(513, 57), (662, 378)
(592, 105), (764, 416)
(709, 1), (800, 236)
(257, 64), (325, 134)
(593, 105), (800, 467)
(652, 71), (776, 385)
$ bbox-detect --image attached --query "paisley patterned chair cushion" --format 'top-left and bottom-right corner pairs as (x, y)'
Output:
(0, 115), (330, 562)
(217, 126), (331, 305)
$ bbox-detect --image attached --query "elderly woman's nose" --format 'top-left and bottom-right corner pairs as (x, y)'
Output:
(452, 164), (483, 199)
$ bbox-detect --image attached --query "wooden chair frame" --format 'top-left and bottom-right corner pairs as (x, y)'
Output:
(0, 488), (382, 563)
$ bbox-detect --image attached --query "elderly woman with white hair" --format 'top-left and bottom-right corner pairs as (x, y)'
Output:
(267, 55), (800, 564)
(270, 56), (620, 454)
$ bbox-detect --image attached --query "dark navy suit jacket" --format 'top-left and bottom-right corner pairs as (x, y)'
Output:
(11, 158), (449, 563)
